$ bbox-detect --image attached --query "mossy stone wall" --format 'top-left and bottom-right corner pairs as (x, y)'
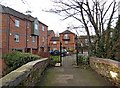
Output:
(0, 58), (49, 87)
(90, 57), (120, 87)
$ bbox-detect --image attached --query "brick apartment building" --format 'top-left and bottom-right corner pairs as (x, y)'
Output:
(0, 5), (48, 57)
(59, 30), (76, 51)
(50, 37), (60, 51)
(48, 30), (76, 51)
(48, 30), (55, 51)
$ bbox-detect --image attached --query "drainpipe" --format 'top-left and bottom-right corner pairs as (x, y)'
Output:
(7, 14), (10, 53)
(60, 42), (62, 64)
(25, 20), (28, 52)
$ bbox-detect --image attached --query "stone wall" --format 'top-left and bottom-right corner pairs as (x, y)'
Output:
(90, 57), (120, 87)
(0, 58), (49, 87)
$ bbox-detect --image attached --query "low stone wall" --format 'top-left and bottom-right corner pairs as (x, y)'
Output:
(0, 58), (49, 87)
(90, 57), (120, 87)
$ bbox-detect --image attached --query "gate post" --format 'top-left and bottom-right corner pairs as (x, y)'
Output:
(75, 35), (79, 66)
(60, 42), (62, 65)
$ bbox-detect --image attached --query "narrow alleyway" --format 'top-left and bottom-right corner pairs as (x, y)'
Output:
(36, 55), (116, 87)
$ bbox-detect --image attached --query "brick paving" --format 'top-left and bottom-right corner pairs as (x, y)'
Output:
(37, 55), (116, 87)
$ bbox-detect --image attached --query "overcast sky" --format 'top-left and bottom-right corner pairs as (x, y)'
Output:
(0, 0), (74, 35)
(0, 0), (119, 35)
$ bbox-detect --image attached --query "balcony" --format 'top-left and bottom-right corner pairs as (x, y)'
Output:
(62, 36), (70, 41)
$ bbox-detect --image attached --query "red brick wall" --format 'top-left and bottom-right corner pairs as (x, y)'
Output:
(9, 15), (26, 50)
(39, 23), (48, 52)
(1, 13), (48, 56)
(1, 14), (9, 55)
(50, 41), (60, 50)
(59, 33), (75, 50)
(48, 32), (55, 47)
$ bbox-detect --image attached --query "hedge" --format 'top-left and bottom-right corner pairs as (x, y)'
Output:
(3, 51), (41, 75)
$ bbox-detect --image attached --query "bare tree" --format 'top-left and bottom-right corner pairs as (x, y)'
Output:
(48, 0), (118, 57)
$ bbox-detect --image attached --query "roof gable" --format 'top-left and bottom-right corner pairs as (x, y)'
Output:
(59, 30), (75, 34)
(50, 37), (59, 41)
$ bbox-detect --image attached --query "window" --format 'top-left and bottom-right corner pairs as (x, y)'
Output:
(15, 19), (20, 27)
(42, 37), (45, 43)
(27, 21), (29, 28)
(81, 43), (83, 47)
(64, 34), (68, 39)
(32, 36), (35, 43)
(53, 41), (57, 44)
(35, 24), (38, 30)
(64, 41), (68, 44)
(14, 34), (19, 42)
(85, 39), (88, 45)
(42, 25), (45, 31)
(91, 39), (94, 43)
(110, 32), (113, 38)
(53, 48), (57, 51)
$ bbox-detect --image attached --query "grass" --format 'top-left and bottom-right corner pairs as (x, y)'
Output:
(49, 55), (60, 66)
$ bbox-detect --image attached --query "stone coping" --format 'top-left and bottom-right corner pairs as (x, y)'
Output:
(0, 58), (48, 86)
(90, 57), (120, 69)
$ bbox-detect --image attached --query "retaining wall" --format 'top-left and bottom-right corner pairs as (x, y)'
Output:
(90, 57), (120, 87)
(0, 58), (49, 87)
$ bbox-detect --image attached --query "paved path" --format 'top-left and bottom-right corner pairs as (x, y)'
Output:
(37, 55), (115, 87)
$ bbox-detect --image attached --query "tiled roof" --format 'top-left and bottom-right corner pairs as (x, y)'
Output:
(50, 37), (59, 41)
(0, 4), (48, 26)
(0, 4), (34, 21)
(59, 30), (75, 34)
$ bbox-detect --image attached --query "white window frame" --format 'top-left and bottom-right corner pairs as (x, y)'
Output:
(81, 43), (83, 47)
(35, 24), (38, 30)
(42, 25), (45, 31)
(85, 39), (88, 45)
(53, 48), (57, 51)
(27, 21), (29, 28)
(64, 41), (68, 44)
(64, 34), (68, 39)
(53, 41), (57, 44)
(32, 36), (35, 43)
(14, 34), (19, 42)
(91, 39), (94, 43)
(15, 19), (20, 27)
(42, 37), (45, 43)
(110, 32), (113, 38)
